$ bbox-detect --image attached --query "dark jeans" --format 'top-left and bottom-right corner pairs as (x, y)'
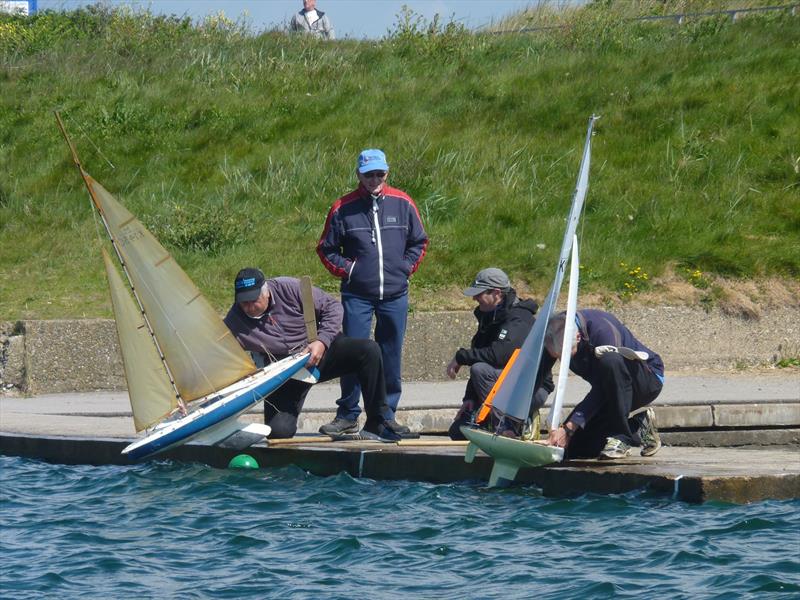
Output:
(448, 362), (551, 441)
(337, 292), (408, 421)
(264, 334), (388, 439)
(566, 352), (663, 459)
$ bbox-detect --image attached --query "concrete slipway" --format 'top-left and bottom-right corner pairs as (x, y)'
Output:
(1, 372), (798, 504)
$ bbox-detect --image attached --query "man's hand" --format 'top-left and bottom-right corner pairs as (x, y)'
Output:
(446, 358), (461, 380)
(305, 340), (326, 367)
(594, 345), (617, 357)
(548, 425), (571, 448)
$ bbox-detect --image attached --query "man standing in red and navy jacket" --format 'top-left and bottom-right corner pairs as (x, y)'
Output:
(317, 149), (428, 436)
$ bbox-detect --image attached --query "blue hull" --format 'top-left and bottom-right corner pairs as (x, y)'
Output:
(124, 355), (308, 461)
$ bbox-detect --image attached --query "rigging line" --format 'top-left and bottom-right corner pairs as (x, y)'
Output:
(258, 343), (278, 365)
(105, 230), (185, 408)
(92, 192), (184, 403)
(130, 268), (226, 400)
(262, 396), (286, 418)
(67, 115), (120, 282)
(90, 198), (104, 249)
(57, 111), (184, 410)
(67, 113), (116, 171)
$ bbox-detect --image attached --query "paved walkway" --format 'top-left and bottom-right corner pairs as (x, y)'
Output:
(0, 371), (797, 439)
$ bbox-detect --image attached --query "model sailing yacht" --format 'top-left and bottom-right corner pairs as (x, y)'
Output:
(462, 116), (598, 486)
(55, 113), (312, 460)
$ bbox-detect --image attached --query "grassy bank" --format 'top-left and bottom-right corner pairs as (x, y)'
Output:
(1, 3), (798, 320)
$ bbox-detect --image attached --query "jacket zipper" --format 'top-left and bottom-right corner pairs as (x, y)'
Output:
(372, 197), (384, 300)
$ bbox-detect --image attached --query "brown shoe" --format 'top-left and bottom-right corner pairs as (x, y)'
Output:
(495, 418), (521, 439)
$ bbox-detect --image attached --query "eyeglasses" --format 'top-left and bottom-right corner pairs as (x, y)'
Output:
(363, 171), (387, 179)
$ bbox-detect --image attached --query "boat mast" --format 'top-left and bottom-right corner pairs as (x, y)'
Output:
(54, 111), (187, 415)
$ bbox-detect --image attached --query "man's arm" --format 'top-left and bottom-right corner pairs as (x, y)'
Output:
(312, 285), (343, 349)
(322, 15), (335, 39)
(403, 199), (428, 275)
(289, 13), (302, 32)
(317, 206), (353, 278)
(455, 312), (531, 368)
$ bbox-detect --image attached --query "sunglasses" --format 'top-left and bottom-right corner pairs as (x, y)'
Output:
(363, 171), (387, 179)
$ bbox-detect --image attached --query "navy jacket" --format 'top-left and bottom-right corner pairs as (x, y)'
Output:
(317, 184), (428, 300)
(541, 309), (664, 428)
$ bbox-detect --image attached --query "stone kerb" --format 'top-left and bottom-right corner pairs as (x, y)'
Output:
(2, 306), (798, 394)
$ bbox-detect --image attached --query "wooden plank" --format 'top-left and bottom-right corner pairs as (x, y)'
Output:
(299, 276), (318, 343)
(397, 439), (469, 446)
(267, 435), (332, 445)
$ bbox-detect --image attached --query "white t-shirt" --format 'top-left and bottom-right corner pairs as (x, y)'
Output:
(305, 9), (319, 25)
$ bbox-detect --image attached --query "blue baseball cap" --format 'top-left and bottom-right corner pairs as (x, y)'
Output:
(234, 267), (265, 303)
(357, 149), (389, 174)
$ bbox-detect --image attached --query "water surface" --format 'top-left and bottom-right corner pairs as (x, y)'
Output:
(2, 456), (798, 599)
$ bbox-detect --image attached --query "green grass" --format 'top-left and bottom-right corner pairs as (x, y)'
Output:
(0, 3), (798, 319)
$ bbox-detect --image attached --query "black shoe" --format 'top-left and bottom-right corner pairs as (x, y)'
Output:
(385, 419), (411, 435)
(319, 417), (359, 435)
(384, 419), (419, 439)
(359, 422), (401, 442)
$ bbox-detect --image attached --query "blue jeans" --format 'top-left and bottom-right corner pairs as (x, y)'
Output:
(338, 292), (408, 421)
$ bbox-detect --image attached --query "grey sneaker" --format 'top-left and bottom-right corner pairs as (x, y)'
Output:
(599, 437), (632, 460)
(330, 422), (400, 442)
(639, 407), (662, 457)
(319, 417), (358, 435)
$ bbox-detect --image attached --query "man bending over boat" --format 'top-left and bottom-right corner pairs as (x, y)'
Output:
(445, 268), (553, 440)
(543, 310), (664, 459)
(223, 268), (403, 442)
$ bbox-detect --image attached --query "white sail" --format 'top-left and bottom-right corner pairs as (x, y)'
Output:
(549, 234), (580, 430)
(85, 173), (256, 402)
(103, 248), (177, 431)
(490, 115), (596, 423)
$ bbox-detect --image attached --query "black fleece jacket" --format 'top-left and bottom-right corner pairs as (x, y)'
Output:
(455, 289), (539, 368)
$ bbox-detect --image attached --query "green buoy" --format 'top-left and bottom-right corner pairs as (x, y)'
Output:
(228, 454), (259, 469)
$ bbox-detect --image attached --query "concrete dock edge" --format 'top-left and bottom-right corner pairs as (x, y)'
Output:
(2, 433), (798, 504)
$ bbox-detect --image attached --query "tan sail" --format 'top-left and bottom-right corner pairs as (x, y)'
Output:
(103, 248), (177, 431)
(88, 173), (256, 401)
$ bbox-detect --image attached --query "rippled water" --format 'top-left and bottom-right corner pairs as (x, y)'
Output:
(1, 455), (799, 599)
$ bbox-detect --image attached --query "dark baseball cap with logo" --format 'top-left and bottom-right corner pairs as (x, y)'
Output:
(234, 268), (265, 303)
(462, 267), (511, 296)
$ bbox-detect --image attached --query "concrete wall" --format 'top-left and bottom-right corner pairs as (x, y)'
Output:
(1, 306), (798, 394)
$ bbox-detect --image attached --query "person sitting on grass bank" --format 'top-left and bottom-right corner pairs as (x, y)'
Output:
(445, 267), (552, 440)
(543, 309), (664, 460)
(223, 268), (401, 442)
